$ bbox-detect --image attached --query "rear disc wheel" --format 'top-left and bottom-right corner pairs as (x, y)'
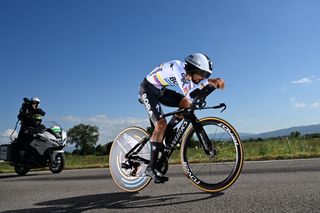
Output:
(109, 127), (151, 192)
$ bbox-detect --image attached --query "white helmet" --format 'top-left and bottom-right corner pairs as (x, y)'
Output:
(31, 97), (40, 104)
(185, 53), (213, 78)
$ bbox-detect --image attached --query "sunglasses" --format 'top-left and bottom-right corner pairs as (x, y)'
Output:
(192, 70), (211, 79)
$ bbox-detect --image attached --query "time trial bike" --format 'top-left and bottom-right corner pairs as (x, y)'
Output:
(109, 84), (244, 193)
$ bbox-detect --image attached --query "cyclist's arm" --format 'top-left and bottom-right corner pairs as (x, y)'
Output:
(185, 79), (209, 101)
(188, 78), (224, 99)
(208, 78), (225, 90)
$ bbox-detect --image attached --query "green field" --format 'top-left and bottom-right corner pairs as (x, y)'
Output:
(244, 137), (320, 160)
(1, 137), (319, 173)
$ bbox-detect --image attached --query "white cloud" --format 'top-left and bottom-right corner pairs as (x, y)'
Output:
(290, 97), (320, 109)
(290, 97), (306, 109)
(291, 76), (320, 85)
(310, 102), (320, 109)
(61, 115), (81, 123)
(0, 129), (17, 144)
(291, 77), (312, 84)
(59, 115), (149, 144)
(294, 102), (306, 108)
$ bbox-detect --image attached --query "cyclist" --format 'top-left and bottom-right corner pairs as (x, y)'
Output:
(139, 53), (225, 183)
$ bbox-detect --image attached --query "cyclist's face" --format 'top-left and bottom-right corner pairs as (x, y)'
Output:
(192, 73), (204, 84)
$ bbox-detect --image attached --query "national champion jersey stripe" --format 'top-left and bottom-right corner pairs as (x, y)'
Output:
(156, 73), (169, 86)
(152, 75), (162, 85)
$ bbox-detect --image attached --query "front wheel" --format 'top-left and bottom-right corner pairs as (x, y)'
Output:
(181, 117), (244, 192)
(49, 153), (65, 174)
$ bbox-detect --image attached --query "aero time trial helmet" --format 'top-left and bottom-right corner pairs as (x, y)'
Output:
(185, 53), (213, 78)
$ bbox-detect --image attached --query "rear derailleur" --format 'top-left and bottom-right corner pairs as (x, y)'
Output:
(121, 160), (141, 176)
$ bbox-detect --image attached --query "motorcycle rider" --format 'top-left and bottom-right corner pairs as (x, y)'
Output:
(139, 53), (225, 183)
(16, 97), (46, 162)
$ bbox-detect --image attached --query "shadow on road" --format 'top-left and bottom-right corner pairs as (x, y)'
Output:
(0, 172), (112, 181)
(0, 173), (47, 179)
(2, 191), (223, 212)
(0, 174), (19, 179)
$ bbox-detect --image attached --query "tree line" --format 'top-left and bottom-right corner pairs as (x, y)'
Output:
(67, 123), (112, 155)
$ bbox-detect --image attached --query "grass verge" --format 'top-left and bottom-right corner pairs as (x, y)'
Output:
(1, 137), (319, 173)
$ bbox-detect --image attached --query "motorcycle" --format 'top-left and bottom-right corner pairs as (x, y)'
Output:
(0, 122), (67, 176)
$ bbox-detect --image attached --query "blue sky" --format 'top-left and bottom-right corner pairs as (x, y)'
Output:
(1, 0), (319, 144)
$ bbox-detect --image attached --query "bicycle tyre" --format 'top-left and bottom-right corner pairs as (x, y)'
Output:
(109, 126), (151, 192)
(180, 117), (244, 192)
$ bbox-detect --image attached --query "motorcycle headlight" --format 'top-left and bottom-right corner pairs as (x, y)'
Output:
(51, 126), (62, 135)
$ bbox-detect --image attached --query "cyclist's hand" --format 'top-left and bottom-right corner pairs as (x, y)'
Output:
(209, 78), (225, 90)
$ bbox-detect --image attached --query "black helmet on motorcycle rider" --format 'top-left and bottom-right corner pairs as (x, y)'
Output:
(185, 53), (213, 79)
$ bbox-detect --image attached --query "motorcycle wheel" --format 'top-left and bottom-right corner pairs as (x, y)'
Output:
(14, 165), (30, 176)
(49, 153), (65, 174)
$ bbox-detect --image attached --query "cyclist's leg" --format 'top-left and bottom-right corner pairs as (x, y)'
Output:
(139, 79), (168, 183)
(179, 97), (192, 108)
(159, 89), (188, 142)
(149, 119), (166, 167)
(139, 79), (167, 142)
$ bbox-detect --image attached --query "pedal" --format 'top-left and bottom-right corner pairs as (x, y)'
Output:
(121, 162), (131, 170)
(131, 162), (141, 176)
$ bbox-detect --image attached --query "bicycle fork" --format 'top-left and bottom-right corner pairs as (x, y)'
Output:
(190, 115), (218, 157)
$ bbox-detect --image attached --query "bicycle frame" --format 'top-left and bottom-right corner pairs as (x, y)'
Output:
(124, 103), (227, 164)
(163, 109), (207, 158)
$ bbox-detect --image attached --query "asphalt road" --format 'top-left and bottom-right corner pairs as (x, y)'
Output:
(0, 158), (319, 213)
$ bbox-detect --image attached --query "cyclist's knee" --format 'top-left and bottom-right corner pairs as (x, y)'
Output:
(154, 119), (167, 132)
(179, 97), (191, 109)
(151, 119), (167, 142)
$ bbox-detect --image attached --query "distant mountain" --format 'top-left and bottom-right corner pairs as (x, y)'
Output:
(239, 124), (320, 140)
(238, 132), (257, 139)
